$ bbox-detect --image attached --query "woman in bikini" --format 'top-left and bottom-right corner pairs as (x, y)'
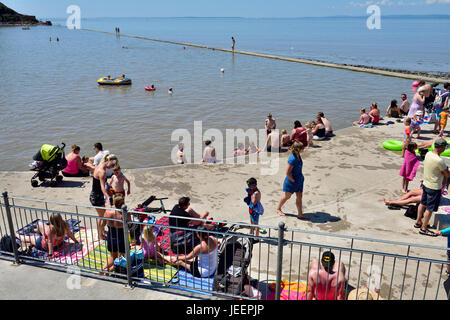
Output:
(90, 153), (119, 240)
(16, 213), (79, 259)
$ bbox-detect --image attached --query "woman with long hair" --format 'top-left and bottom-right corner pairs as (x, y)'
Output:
(16, 213), (79, 258)
(276, 142), (309, 219)
(160, 226), (218, 278)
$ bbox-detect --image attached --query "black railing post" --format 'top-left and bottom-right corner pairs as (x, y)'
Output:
(275, 221), (285, 300)
(2, 192), (20, 264)
(121, 205), (133, 288)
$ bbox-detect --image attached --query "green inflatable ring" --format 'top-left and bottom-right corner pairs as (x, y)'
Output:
(382, 140), (403, 151)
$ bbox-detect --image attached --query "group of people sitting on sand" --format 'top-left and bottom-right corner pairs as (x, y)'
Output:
(352, 102), (381, 128)
(264, 112), (334, 152)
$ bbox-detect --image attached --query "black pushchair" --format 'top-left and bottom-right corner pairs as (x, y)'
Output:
(30, 143), (67, 187)
(213, 225), (254, 297)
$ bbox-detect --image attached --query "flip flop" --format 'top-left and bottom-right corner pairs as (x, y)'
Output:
(419, 229), (438, 237)
(414, 223), (431, 229)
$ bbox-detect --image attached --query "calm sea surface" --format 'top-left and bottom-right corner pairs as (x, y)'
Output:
(1, 17), (449, 171)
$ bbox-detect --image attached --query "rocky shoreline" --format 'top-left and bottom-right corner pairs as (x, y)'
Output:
(303, 58), (450, 81)
(0, 2), (51, 26)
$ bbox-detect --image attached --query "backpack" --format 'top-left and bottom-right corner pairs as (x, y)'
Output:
(0, 235), (20, 253)
(404, 204), (418, 220)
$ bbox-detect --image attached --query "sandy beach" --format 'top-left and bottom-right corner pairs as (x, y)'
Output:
(1, 118), (449, 299)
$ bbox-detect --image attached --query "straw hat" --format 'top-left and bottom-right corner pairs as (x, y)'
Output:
(347, 287), (381, 300)
(418, 86), (427, 93)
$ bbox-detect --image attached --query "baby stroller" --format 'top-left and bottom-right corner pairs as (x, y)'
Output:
(213, 224), (254, 298)
(30, 143), (67, 187)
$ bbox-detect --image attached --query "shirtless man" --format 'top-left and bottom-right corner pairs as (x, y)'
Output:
(202, 140), (216, 163)
(318, 112), (333, 137)
(400, 93), (410, 117)
(263, 129), (280, 152)
(306, 251), (346, 300)
(265, 113), (276, 135)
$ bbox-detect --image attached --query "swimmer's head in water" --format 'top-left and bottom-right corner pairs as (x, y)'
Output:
(321, 251), (335, 271)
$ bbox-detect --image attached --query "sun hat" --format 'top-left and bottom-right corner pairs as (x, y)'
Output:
(347, 287), (380, 300)
(321, 251), (335, 270)
(418, 86), (427, 93)
(434, 138), (447, 148)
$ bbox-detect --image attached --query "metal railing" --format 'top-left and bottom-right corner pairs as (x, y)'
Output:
(1, 191), (449, 300)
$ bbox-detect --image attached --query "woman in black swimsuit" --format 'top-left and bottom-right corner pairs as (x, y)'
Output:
(91, 153), (119, 240)
(312, 116), (326, 141)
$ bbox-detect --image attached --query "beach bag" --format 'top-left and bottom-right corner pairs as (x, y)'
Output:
(0, 235), (20, 253)
(170, 230), (200, 255)
(404, 204), (418, 220)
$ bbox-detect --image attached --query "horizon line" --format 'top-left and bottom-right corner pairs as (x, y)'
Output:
(43, 14), (450, 19)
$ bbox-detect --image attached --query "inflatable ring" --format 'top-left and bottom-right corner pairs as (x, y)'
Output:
(382, 140), (403, 151)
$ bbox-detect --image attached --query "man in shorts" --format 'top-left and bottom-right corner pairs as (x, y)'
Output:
(415, 138), (450, 236)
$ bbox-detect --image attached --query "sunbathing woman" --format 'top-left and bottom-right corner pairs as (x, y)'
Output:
(383, 189), (423, 207)
(159, 226), (218, 278)
(16, 213), (79, 259)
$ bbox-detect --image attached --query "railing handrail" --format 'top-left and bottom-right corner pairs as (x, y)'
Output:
(4, 194), (448, 252)
(285, 226), (449, 252)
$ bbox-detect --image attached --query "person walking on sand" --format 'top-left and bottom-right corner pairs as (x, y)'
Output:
(276, 142), (309, 219)
(415, 138), (450, 236)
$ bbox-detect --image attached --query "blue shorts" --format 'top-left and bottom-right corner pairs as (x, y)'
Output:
(35, 236), (44, 250)
(420, 186), (441, 213)
(250, 212), (260, 224)
(283, 176), (304, 194)
(436, 107), (443, 120)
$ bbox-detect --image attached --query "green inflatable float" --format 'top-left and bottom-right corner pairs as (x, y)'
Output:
(382, 140), (403, 151)
(382, 140), (450, 157)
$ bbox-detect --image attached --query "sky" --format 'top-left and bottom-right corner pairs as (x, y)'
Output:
(2, 0), (450, 18)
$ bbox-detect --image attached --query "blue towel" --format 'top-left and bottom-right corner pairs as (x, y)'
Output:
(170, 270), (214, 295)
